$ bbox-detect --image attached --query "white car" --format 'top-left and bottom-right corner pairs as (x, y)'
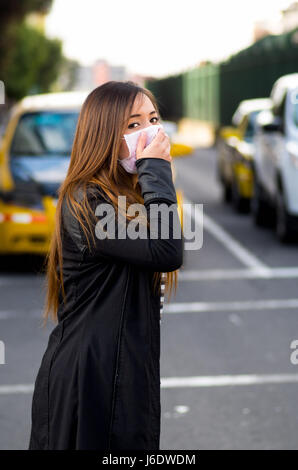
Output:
(252, 73), (298, 242)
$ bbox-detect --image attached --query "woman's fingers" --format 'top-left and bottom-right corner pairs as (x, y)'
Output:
(135, 127), (171, 162)
(136, 131), (147, 155)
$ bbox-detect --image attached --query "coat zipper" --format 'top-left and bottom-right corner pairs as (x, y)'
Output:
(107, 264), (131, 449)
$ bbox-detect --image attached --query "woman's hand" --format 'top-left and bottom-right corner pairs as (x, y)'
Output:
(136, 128), (172, 163)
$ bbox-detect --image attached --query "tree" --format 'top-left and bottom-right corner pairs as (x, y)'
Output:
(0, 0), (53, 75)
(3, 22), (63, 100)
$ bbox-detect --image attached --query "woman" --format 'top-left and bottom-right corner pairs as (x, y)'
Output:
(28, 81), (183, 450)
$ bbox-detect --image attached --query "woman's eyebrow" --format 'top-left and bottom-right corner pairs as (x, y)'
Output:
(129, 110), (157, 118)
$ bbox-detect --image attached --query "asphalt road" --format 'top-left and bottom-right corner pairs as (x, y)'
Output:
(1, 145), (298, 450)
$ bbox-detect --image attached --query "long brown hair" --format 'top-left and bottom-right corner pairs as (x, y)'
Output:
(42, 81), (179, 327)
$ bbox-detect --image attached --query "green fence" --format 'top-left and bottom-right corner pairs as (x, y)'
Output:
(145, 26), (298, 127)
(145, 73), (183, 122)
(220, 27), (298, 124)
(182, 63), (220, 125)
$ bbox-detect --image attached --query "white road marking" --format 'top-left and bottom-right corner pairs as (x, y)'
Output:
(0, 384), (34, 394)
(0, 263), (284, 292)
(164, 299), (298, 314)
(161, 373), (298, 388)
(183, 196), (270, 271)
(2, 373), (298, 394)
(1, 298), (298, 320)
(178, 267), (298, 281)
(2, 266), (298, 288)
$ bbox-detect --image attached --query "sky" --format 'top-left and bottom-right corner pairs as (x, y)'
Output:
(45, 0), (294, 78)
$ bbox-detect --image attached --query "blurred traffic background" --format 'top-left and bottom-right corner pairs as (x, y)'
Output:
(1, 0), (298, 450)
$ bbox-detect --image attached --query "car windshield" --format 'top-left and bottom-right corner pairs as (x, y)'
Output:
(10, 111), (79, 156)
(293, 102), (298, 127)
(244, 110), (262, 142)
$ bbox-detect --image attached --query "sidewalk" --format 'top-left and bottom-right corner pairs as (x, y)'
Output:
(172, 118), (216, 148)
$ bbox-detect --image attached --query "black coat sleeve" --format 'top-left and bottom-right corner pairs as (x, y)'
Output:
(62, 157), (183, 272)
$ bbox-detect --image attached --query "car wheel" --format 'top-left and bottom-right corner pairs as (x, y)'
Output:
(275, 188), (295, 243)
(217, 162), (232, 203)
(216, 159), (223, 184)
(251, 174), (271, 226)
(231, 177), (250, 213)
(223, 180), (232, 203)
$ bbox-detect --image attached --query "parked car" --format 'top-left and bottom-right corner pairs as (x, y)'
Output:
(217, 98), (272, 212)
(162, 120), (193, 158)
(0, 91), (184, 255)
(252, 73), (298, 242)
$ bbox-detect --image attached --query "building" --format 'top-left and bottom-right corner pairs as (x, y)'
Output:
(73, 59), (147, 90)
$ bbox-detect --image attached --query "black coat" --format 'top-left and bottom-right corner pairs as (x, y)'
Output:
(28, 157), (183, 450)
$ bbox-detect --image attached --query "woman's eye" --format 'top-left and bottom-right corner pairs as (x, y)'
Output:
(128, 116), (160, 129)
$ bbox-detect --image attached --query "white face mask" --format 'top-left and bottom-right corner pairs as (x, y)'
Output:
(118, 123), (164, 174)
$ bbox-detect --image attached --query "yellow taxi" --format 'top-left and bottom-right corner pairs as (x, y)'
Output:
(216, 98), (272, 212)
(0, 91), (185, 254)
